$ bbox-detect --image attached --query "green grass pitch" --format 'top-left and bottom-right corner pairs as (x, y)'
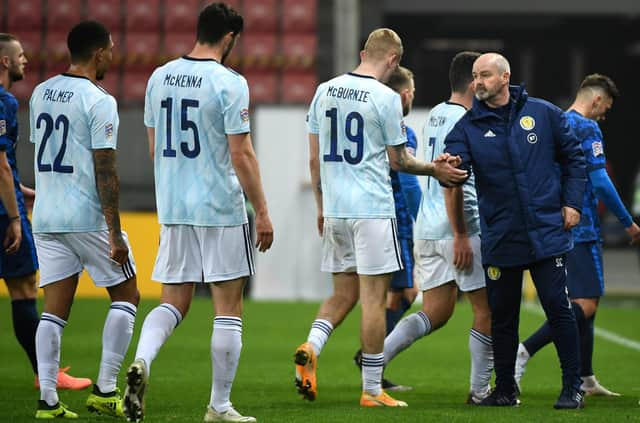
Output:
(1, 297), (638, 422)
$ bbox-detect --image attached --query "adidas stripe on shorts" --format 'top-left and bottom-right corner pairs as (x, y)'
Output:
(152, 224), (254, 283)
(321, 218), (403, 275)
(35, 231), (136, 287)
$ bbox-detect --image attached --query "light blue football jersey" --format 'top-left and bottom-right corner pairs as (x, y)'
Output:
(145, 57), (249, 226)
(415, 101), (480, 240)
(30, 74), (119, 233)
(306, 72), (406, 218)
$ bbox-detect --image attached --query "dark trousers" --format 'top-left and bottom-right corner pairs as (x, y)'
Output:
(485, 255), (581, 392)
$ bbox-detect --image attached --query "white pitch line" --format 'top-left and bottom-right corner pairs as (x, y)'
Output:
(522, 302), (640, 352)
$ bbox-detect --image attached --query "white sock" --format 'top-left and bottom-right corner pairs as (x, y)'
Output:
(307, 319), (333, 357)
(469, 328), (493, 394)
(384, 311), (431, 365)
(97, 302), (137, 393)
(36, 313), (66, 406)
(209, 316), (243, 413)
(134, 303), (182, 375)
(361, 352), (384, 396)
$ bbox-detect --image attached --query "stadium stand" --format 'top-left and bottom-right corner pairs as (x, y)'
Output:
(87, 0), (123, 31)
(7, 0), (43, 31)
(1, 0), (318, 105)
(45, 0), (83, 33)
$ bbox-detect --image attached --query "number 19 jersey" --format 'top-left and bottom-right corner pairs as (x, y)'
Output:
(306, 73), (406, 218)
(145, 57), (249, 226)
(29, 74), (119, 233)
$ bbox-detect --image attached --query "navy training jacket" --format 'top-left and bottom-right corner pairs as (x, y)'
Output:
(444, 85), (586, 267)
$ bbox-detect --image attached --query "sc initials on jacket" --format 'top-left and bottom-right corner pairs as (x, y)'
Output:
(444, 84), (587, 267)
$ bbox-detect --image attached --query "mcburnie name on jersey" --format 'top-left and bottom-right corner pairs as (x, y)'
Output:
(326, 85), (370, 103)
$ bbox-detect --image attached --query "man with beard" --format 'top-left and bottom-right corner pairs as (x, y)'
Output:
(0, 34), (91, 395)
(123, 3), (274, 422)
(516, 74), (640, 396)
(30, 21), (140, 418)
(444, 53), (586, 409)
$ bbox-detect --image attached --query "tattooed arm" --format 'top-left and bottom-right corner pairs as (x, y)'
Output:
(93, 148), (128, 264)
(386, 144), (467, 186)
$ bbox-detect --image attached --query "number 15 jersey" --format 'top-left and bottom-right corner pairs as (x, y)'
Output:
(30, 74), (119, 233)
(145, 57), (249, 227)
(306, 73), (406, 219)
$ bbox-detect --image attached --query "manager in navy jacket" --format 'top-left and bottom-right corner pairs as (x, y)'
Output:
(444, 53), (587, 409)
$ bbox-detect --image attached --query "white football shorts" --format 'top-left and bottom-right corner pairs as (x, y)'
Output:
(414, 235), (485, 292)
(152, 224), (254, 283)
(321, 218), (403, 275)
(35, 231), (136, 288)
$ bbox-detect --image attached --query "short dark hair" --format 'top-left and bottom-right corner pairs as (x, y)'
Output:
(197, 3), (244, 45)
(449, 51), (481, 94)
(386, 66), (413, 92)
(67, 21), (111, 63)
(579, 73), (619, 99)
(0, 33), (18, 55)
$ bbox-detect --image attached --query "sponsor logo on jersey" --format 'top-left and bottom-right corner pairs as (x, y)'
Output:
(487, 266), (501, 280)
(527, 132), (538, 144)
(592, 141), (603, 157)
(240, 108), (250, 122)
(520, 116), (535, 131)
(0, 119), (6, 136)
(105, 123), (113, 140)
(484, 130), (496, 138)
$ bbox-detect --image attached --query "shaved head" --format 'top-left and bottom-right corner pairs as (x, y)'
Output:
(476, 53), (510, 74)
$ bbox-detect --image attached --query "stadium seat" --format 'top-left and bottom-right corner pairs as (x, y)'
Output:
(281, 34), (316, 69)
(282, 0), (317, 32)
(125, 0), (161, 33)
(10, 71), (39, 103)
(281, 71), (316, 104)
(121, 71), (152, 103)
(243, 0), (278, 32)
(241, 33), (278, 69)
(244, 71), (278, 104)
(7, 0), (43, 31)
(164, 0), (201, 32)
(43, 31), (71, 71)
(87, 0), (123, 31)
(162, 32), (195, 61)
(46, 0), (83, 33)
(124, 32), (160, 71)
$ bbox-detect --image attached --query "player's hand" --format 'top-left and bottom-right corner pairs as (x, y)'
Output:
(562, 206), (581, 230)
(625, 222), (640, 246)
(433, 158), (468, 187)
(255, 211), (274, 252)
(317, 213), (324, 237)
(452, 233), (473, 270)
(4, 218), (22, 255)
(109, 232), (129, 265)
(434, 153), (462, 168)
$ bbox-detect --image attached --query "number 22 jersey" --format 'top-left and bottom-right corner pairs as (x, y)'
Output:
(145, 57), (250, 227)
(306, 73), (406, 218)
(29, 74), (119, 233)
